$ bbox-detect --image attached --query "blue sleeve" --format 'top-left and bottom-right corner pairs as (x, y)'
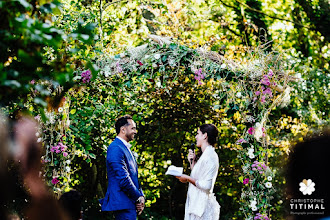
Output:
(108, 146), (143, 201)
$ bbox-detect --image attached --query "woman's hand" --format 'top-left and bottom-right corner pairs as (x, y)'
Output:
(176, 174), (190, 183)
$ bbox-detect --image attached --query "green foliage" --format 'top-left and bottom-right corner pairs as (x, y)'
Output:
(0, 0), (96, 115)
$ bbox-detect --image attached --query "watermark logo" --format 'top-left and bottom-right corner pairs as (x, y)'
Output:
(299, 179), (315, 195)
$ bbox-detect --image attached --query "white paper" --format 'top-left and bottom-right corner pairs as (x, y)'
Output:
(165, 165), (183, 177)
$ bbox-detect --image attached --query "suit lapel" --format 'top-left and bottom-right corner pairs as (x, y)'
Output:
(116, 138), (137, 170)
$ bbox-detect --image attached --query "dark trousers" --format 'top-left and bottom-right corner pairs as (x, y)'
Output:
(113, 209), (137, 220)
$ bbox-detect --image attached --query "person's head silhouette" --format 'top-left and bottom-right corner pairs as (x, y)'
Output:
(59, 190), (83, 220)
(286, 128), (330, 220)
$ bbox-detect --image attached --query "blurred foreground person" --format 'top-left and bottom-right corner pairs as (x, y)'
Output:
(59, 190), (83, 220)
(0, 113), (69, 220)
(286, 128), (330, 220)
(176, 124), (220, 220)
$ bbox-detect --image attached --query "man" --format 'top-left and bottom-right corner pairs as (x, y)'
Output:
(100, 115), (145, 219)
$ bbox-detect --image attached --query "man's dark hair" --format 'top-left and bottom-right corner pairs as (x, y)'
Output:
(59, 190), (82, 220)
(115, 115), (133, 135)
(199, 124), (219, 146)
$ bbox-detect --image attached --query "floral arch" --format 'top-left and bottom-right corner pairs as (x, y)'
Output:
(40, 34), (294, 219)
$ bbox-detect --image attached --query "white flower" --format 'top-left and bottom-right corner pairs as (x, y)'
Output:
(35, 132), (39, 137)
(251, 206), (258, 211)
(66, 120), (70, 127)
(58, 107), (63, 113)
(66, 160), (71, 164)
(154, 54), (161, 59)
(220, 63), (226, 69)
(236, 92), (242, 98)
(152, 63), (158, 68)
(299, 179), (315, 195)
(267, 176), (273, 181)
(65, 166), (71, 172)
(247, 147), (255, 159)
(279, 87), (291, 108)
(37, 138), (42, 143)
(254, 122), (263, 141)
(265, 182), (272, 188)
(250, 198), (257, 207)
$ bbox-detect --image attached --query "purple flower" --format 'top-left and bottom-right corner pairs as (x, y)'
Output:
(255, 91), (261, 96)
(243, 178), (249, 184)
(261, 75), (271, 86)
(34, 115), (41, 121)
(251, 161), (268, 174)
(248, 127), (255, 135)
(51, 177), (59, 185)
(194, 68), (205, 84)
(263, 88), (273, 97)
(236, 138), (247, 144)
(81, 70), (92, 83)
(116, 62), (123, 73)
(254, 213), (269, 220)
(63, 152), (68, 157)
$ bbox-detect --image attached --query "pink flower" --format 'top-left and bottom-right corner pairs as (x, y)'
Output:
(56, 149), (61, 154)
(243, 178), (249, 184)
(50, 146), (59, 152)
(268, 69), (273, 77)
(261, 96), (266, 103)
(255, 91), (261, 96)
(30, 80), (35, 85)
(63, 152), (68, 157)
(137, 60), (143, 66)
(57, 143), (67, 152)
(51, 177), (59, 185)
(248, 127), (255, 135)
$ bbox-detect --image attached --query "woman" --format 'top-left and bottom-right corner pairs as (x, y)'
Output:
(176, 124), (220, 220)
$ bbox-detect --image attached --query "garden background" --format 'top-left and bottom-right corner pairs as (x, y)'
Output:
(0, 0), (329, 219)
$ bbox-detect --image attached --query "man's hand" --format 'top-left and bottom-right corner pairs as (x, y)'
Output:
(136, 196), (145, 215)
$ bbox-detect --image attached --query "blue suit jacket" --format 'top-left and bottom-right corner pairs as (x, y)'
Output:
(99, 138), (143, 211)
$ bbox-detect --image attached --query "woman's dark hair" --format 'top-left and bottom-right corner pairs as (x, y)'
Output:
(200, 124), (219, 146)
(115, 115), (133, 135)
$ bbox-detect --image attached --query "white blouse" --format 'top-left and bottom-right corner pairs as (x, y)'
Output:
(185, 146), (220, 220)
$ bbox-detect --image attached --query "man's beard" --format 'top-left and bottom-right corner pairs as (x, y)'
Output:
(126, 133), (134, 141)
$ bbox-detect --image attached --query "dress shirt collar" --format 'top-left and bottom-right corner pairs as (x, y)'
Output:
(117, 136), (132, 149)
